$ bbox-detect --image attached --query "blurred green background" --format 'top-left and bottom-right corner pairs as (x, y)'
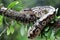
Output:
(0, 0), (60, 40)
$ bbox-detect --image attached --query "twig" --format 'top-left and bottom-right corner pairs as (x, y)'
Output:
(0, 27), (8, 37)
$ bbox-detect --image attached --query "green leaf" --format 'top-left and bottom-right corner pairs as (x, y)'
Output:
(12, 0), (24, 11)
(45, 27), (49, 32)
(0, 15), (3, 25)
(7, 1), (19, 9)
(45, 30), (52, 39)
(7, 28), (10, 35)
(50, 30), (55, 40)
(10, 26), (14, 34)
(20, 24), (25, 36)
(9, 21), (14, 34)
(57, 16), (60, 19)
(15, 23), (20, 29)
(56, 29), (60, 37)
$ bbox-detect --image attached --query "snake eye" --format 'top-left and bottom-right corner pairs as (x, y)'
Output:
(35, 28), (40, 35)
(42, 21), (46, 26)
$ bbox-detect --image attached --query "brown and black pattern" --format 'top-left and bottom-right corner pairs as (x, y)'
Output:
(0, 6), (58, 39)
(0, 7), (37, 23)
(0, 6), (55, 23)
(0, 6), (49, 23)
(28, 6), (56, 39)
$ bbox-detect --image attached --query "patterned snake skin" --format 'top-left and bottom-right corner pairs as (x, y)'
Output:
(28, 6), (57, 39)
(0, 6), (58, 39)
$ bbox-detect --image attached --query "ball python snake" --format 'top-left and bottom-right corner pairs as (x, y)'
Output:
(27, 6), (58, 39)
(0, 6), (58, 39)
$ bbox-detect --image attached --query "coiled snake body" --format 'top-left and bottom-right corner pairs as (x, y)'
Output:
(27, 6), (57, 39)
(0, 6), (58, 39)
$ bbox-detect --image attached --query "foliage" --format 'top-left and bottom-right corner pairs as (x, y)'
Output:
(0, 0), (60, 40)
(0, 15), (3, 25)
(7, 1), (19, 9)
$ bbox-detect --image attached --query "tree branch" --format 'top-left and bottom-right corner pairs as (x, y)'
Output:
(0, 7), (37, 23)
